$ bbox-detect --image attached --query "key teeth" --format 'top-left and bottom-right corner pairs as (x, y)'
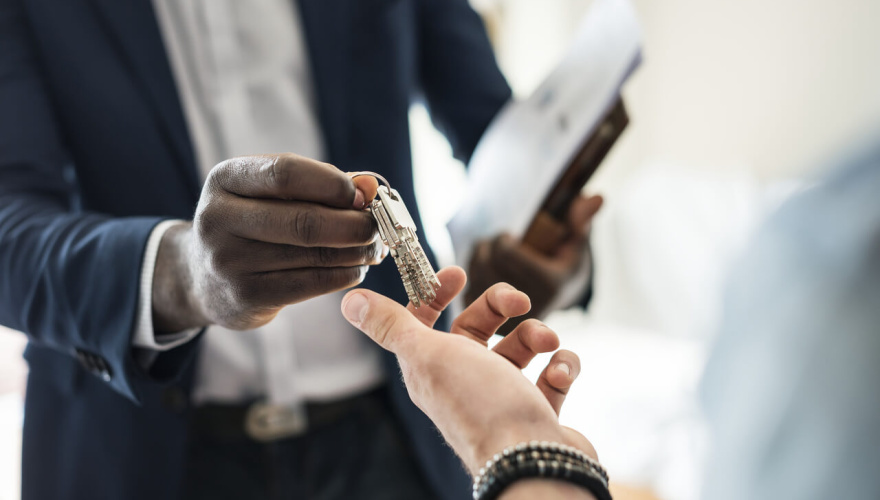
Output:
(369, 184), (440, 308)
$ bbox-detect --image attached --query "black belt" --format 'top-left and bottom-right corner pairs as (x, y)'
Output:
(190, 386), (387, 442)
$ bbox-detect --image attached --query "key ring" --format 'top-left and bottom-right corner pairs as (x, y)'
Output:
(359, 169), (441, 307)
(349, 171), (395, 200)
(350, 171), (391, 190)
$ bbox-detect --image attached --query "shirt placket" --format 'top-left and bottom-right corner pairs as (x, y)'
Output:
(201, 0), (305, 410)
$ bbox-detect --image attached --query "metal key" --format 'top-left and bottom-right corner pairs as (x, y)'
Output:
(355, 172), (441, 307)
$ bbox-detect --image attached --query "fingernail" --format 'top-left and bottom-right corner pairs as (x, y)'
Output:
(342, 293), (369, 326)
(353, 188), (366, 209)
(556, 363), (571, 376)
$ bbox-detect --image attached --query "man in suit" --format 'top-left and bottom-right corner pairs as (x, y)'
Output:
(0, 0), (599, 498)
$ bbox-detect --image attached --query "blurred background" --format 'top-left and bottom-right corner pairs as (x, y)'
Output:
(2, 0), (880, 498)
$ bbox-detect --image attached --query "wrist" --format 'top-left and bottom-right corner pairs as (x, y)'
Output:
(473, 441), (610, 500)
(152, 222), (209, 332)
(501, 479), (596, 500)
(470, 423), (566, 474)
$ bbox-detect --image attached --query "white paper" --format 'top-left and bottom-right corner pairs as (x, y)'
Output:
(447, 0), (642, 267)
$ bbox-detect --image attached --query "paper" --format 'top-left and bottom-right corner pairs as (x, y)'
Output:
(447, 0), (642, 267)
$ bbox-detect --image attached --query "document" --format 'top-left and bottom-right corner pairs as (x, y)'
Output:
(447, 0), (642, 267)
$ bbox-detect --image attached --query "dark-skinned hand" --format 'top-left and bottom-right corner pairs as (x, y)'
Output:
(151, 153), (383, 332)
(466, 194), (603, 334)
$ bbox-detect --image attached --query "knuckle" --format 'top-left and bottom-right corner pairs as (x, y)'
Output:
(264, 155), (292, 192)
(521, 318), (548, 337)
(363, 242), (382, 264)
(205, 160), (230, 188)
(278, 244), (307, 266)
(194, 203), (223, 240)
(312, 246), (338, 267)
(328, 167), (356, 205)
(208, 248), (234, 275)
(292, 207), (322, 246)
(372, 311), (401, 348)
(522, 318), (544, 328)
(233, 277), (264, 309)
(315, 266), (362, 291)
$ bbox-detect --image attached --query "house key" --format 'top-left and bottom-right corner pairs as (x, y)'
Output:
(352, 172), (441, 307)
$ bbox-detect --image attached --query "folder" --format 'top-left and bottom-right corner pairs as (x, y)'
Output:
(448, 0), (642, 264)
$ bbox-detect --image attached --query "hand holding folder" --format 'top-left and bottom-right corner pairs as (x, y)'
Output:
(523, 98), (628, 255)
(448, 0), (642, 322)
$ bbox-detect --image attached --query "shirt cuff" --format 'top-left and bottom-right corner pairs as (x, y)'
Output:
(132, 220), (201, 351)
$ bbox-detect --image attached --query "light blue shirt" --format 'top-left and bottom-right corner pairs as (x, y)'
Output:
(701, 135), (880, 499)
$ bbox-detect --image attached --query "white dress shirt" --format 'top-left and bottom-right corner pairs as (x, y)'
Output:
(134, 0), (384, 407)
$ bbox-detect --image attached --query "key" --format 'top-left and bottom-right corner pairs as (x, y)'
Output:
(355, 172), (440, 308)
(373, 186), (441, 307)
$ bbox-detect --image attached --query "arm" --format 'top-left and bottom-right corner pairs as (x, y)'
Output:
(341, 266), (606, 499)
(415, 0), (512, 163)
(0, 0), (384, 402)
(0, 0), (172, 401)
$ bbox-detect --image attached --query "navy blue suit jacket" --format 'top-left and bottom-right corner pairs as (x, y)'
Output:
(0, 0), (511, 498)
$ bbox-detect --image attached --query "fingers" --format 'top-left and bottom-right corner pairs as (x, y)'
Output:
(451, 282), (531, 345)
(210, 154), (360, 209)
(407, 266), (467, 328)
(536, 350), (580, 416)
(463, 239), (503, 306)
(567, 194), (603, 236)
(215, 239), (386, 273)
(492, 319), (560, 369)
(494, 231), (581, 280)
(247, 266), (370, 309)
(487, 235), (561, 289)
(209, 196), (377, 247)
(493, 234), (543, 269)
(342, 288), (427, 356)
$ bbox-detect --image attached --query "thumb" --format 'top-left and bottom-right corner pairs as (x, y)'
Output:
(341, 289), (425, 355)
(348, 173), (380, 206)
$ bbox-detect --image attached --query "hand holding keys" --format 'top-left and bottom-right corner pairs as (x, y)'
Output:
(352, 172), (441, 307)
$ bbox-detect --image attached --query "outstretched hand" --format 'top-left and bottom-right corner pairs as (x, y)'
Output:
(341, 266), (596, 475)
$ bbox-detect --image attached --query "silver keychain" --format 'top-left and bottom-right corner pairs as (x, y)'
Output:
(351, 172), (441, 308)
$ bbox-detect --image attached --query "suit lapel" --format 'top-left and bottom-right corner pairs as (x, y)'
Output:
(89, 0), (201, 197)
(297, 0), (353, 165)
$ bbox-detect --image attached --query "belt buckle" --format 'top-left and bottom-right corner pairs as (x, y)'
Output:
(244, 402), (308, 442)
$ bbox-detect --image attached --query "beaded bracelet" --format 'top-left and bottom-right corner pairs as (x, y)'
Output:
(472, 441), (612, 500)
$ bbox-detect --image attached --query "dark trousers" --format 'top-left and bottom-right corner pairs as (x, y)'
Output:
(182, 388), (436, 500)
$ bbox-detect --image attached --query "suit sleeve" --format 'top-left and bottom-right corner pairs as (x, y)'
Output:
(0, 0), (188, 403)
(415, 0), (512, 163)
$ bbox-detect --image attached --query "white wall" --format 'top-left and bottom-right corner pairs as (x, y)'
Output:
(478, 0), (880, 187)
